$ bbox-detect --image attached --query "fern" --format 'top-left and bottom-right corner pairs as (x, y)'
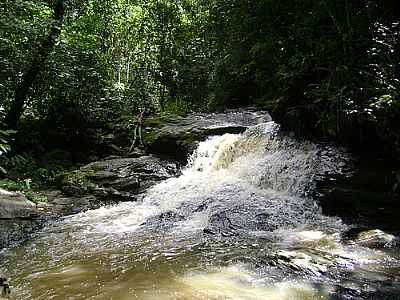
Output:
(0, 124), (16, 174)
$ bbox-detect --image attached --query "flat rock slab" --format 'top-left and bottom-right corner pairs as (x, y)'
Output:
(59, 155), (179, 200)
(81, 156), (177, 180)
(81, 155), (179, 192)
(0, 189), (42, 249)
(0, 189), (39, 219)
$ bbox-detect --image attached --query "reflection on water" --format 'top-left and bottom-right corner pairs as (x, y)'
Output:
(3, 233), (399, 299)
(177, 266), (327, 300)
(1, 121), (399, 299)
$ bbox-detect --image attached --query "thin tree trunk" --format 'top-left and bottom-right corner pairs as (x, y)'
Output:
(6, 0), (65, 129)
(129, 110), (145, 153)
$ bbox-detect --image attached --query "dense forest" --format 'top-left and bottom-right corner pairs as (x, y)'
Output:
(0, 0), (399, 189)
(2, 2), (400, 299)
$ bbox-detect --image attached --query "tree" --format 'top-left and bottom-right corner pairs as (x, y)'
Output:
(6, 0), (65, 129)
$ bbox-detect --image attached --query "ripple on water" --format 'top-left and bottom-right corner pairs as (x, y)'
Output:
(1, 121), (399, 299)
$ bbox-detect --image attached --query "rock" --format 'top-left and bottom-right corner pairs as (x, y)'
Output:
(203, 201), (299, 238)
(41, 191), (109, 217)
(92, 186), (136, 202)
(82, 156), (178, 194)
(344, 228), (396, 248)
(57, 170), (93, 197)
(0, 189), (39, 220)
(141, 211), (185, 230)
(0, 189), (42, 249)
(272, 250), (330, 275)
(144, 111), (271, 160)
(58, 156), (179, 199)
(263, 246), (359, 279)
(317, 160), (400, 232)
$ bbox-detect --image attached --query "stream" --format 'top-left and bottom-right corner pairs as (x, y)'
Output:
(1, 119), (400, 299)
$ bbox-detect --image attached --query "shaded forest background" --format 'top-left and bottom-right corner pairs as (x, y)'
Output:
(0, 0), (399, 184)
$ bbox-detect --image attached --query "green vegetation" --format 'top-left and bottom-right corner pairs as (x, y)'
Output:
(0, 0), (399, 186)
(55, 169), (94, 196)
(0, 128), (14, 174)
(0, 178), (48, 203)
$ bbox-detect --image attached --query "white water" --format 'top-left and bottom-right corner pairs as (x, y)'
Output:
(1, 120), (399, 299)
(63, 122), (347, 236)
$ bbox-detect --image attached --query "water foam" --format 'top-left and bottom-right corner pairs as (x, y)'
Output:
(140, 265), (329, 300)
(3, 120), (400, 300)
(62, 121), (348, 237)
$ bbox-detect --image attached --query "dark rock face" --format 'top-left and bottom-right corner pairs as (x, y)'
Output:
(203, 208), (280, 237)
(141, 211), (185, 231)
(37, 190), (101, 217)
(83, 156), (178, 190)
(317, 160), (400, 234)
(0, 189), (43, 249)
(59, 156), (179, 200)
(144, 111), (271, 161)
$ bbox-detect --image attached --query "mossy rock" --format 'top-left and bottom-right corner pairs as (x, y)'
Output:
(56, 170), (94, 197)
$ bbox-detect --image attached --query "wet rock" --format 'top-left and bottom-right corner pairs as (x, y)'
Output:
(0, 189), (38, 219)
(203, 206), (280, 237)
(91, 186), (136, 202)
(204, 211), (242, 237)
(265, 248), (356, 278)
(39, 191), (103, 216)
(318, 161), (400, 232)
(144, 111), (271, 161)
(58, 155), (179, 199)
(142, 211), (185, 230)
(0, 189), (43, 249)
(272, 250), (330, 275)
(343, 228), (396, 248)
(57, 170), (93, 197)
(332, 286), (400, 300)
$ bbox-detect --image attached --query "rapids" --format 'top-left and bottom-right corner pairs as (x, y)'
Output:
(1, 120), (399, 299)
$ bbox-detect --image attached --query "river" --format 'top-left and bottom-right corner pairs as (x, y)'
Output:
(1, 120), (399, 299)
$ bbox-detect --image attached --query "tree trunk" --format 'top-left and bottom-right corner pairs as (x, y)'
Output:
(6, 0), (65, 129)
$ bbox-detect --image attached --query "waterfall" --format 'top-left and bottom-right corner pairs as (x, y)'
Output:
(1, 119), (398, 300)
(62, 121), (348, 237)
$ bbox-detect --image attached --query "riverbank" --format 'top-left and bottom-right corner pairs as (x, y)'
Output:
(0, 111), (272, 250)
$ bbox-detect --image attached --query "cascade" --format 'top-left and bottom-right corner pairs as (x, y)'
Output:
(0, 119), (398, 300)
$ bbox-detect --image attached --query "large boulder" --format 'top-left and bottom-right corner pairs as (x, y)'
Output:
(37, 190), (101, 217)
(318, 166), (400, 232)
(143, 110), (271, 160)
(0, 189), (42, 249)
(58, 155), (179, 200)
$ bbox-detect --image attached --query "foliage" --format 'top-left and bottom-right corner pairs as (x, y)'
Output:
(2, 154), (45, 179)
(0, 128), (13, 158)
(394, 171), (400, 194)
(199, 0), (400, 160)
(0, 109), (15, 173)
(0, 178), (48, 203)
(54, 169), (95, 196)
(0, 0), (399, 162)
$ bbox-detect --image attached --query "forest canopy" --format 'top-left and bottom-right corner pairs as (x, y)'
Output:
(0, 0), (399, 160)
